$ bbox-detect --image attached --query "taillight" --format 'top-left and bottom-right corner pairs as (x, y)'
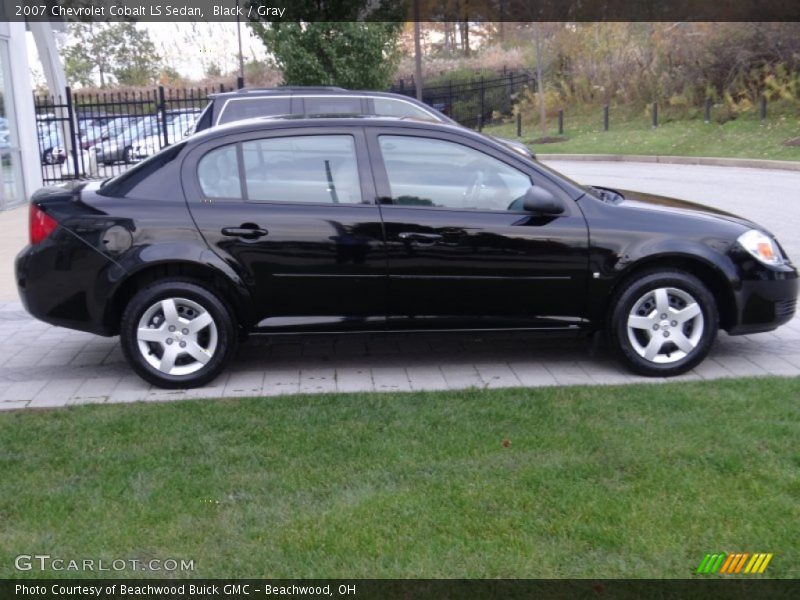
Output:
(29, 204), (58, 245)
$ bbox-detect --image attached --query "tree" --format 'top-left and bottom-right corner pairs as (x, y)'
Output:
(108, 23), (162, 86)
(248, 0), (404, 90)
(62, 23), (162, 88)
(250, 22), (402, 90)
(205, 62), (223, 79)
(533, 23), (547, 136)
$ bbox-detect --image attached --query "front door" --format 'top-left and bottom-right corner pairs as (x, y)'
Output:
(183, 128), (387, 331)
(368, 131), (589, 330)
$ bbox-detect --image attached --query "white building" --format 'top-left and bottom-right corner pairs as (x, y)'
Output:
(1, 14), (64, 210)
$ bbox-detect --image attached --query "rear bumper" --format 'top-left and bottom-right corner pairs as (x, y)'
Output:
(726, 267), (798, 335)
(16, 238), (116, 337)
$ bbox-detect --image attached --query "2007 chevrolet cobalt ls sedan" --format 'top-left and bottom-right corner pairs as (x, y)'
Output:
(16, 117), (797, 388)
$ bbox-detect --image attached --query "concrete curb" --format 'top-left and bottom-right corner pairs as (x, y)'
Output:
(537, 153), (800, 172)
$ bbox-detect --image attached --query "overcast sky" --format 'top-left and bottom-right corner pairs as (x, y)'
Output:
(27, 22), (270, 86)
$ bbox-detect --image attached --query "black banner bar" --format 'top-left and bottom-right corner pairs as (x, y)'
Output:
(4, 579), (800, 600)
(4, 0), (800, 22)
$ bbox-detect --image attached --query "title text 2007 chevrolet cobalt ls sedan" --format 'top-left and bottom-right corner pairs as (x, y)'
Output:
(16, 117), (797, 388)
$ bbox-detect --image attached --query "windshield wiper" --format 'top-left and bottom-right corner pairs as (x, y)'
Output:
(589, 186), (623, 204)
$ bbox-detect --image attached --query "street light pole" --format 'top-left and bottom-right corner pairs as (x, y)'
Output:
(236, 0), (245, 88)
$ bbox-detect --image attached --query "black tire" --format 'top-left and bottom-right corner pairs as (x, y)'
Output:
(120, 280), (237, 388)
(42, 149), (54, 165)
(123, 146), (134, 164)
(608, 270), (718, 377)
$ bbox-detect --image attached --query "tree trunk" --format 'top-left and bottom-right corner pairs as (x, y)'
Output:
(413, 1), (423, 101)
(534, 23), (547, 136)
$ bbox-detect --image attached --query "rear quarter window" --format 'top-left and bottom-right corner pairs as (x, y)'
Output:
(98, 142), (186, 199)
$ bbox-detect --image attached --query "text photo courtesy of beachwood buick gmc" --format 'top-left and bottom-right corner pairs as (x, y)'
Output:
(15, 117), (798, 388)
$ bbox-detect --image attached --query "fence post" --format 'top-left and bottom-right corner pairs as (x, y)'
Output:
(479, 76), (485, 127)
(704, 97), (712, 123)
(516, 112), (521, 137)
(237, 76), (244, 90)
(759, 94), (767, 121)
(448, 80), (453, 117)
(64, 86), (80, 180)
(477, 114), (483, 132)
(158, 85), (169, 147)
(603, 104), (609, 131)
(652, 101), (658, 128)
(219, 83), (225, 93)
(508, 71), (514, 96)
(558, 109), (564, 135)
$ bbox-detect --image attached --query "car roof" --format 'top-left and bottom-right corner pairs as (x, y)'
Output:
(185, 115), (501, 150)
(209, 86), (347, 98)
(208, 88), (427, 103)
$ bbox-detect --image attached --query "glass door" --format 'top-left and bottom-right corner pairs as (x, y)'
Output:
(0, 38), (25, 210)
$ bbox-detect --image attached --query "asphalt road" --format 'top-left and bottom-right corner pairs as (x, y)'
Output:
(1, 161), (798, 408)
(546, 160), (800, 262)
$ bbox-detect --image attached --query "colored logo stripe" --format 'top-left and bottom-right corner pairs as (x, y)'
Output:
(696, 553), (772, 574)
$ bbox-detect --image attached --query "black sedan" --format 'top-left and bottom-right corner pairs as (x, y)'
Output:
(16, 117), (797, 388)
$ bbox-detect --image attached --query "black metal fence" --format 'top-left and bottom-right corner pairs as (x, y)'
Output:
(389, 69), (534, 129)
(34, 85), (233, 184)
(36, 70), (533, 185)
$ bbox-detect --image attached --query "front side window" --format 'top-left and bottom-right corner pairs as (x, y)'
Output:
(378, 136), (531, 211)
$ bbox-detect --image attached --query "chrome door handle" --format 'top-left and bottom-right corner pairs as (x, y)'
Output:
(397, 232), (443, 245)
(221, 224), (268, 239)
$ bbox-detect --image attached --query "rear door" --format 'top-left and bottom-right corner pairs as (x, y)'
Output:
(182, 126), (387, 331)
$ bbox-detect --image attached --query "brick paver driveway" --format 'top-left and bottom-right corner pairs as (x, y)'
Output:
(1, 161), (798, 409)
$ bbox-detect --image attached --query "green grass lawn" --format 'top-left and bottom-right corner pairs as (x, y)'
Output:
(1, 378), (799, 579)
(484, 104), (800, 161)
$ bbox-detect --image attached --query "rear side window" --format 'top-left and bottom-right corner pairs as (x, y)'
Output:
(216, 97), (291, 125)
(198, 144), (242, 199)
(196, 135), (362, 204)
(302, 97), (362, 115)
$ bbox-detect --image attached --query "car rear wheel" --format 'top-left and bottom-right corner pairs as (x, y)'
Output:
(123, 146), (134, 164)
(120, 281), (237, 388)
(608, 270), (718, 376)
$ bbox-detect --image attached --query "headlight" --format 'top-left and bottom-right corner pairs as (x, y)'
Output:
(737, 229), (785, 266)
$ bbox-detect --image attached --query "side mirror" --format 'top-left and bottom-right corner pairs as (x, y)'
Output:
(522, 186), (565, 215)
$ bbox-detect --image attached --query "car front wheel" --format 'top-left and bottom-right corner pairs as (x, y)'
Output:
(120, 281), (237, 388)
(608, 270), (718, 376)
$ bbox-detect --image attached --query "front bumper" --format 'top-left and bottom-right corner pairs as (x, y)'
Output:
(726, 263), (798, 335)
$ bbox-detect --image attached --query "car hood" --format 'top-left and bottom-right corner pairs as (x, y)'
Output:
(608, 187), (766, 234)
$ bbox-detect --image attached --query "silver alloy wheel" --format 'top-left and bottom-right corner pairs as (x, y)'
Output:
(136, 297), (218, 376)
(626, 287), (704, 364)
